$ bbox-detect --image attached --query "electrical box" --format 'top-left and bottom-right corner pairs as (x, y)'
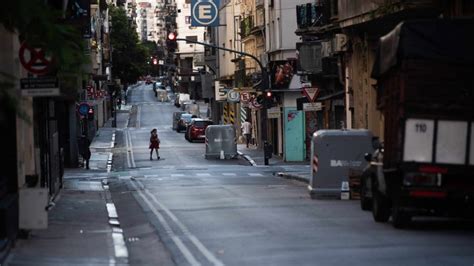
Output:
(19, 188), (48, 229)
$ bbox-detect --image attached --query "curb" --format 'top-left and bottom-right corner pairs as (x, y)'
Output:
(237, 151), (257, 166)
(276, 172), (310, 184)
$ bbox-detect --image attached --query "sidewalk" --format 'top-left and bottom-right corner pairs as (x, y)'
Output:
(5, 120), (128, 265)
(237, 143), (311, 184)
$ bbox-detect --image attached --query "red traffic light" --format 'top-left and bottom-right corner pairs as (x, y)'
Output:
(167, 32), (177, 41)
(265, 91), (273, 98)
(152, 58), (158, 65)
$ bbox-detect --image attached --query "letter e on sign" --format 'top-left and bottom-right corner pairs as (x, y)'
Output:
(199, 5), (212, 19)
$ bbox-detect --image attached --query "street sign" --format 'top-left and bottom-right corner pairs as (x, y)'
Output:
(191, 0), (220, 27)
(20, 77), (59, 97)
(78, 102), (91, 116)
(215, 81), (229, 101)
(240, 92), (251, 104)
(267, 107), (281, 119)
(303, 87), (320, 102)
(303, 102), (323, 111)
(227, 89), (240, 103)
(250, 97), (262, 110)
(19, 43), (52, 75)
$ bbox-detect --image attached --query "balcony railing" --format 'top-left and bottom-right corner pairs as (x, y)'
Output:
(240, 16), (254, 39)
(296, 0), (331, 29)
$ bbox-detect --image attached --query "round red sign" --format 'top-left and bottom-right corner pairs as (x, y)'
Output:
(19, 43), (52, 75)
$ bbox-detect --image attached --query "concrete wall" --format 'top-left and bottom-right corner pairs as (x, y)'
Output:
(347, 34), (384, 138)
(217, 0), (241, 79)
(0, 26), (36, 188)
(176, 0), (205, 55)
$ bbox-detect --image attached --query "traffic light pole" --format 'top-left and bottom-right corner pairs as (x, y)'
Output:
(176, 38), (270, 164)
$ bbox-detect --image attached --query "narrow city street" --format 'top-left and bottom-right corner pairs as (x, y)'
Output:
(108, 84), (474, 266)
(2, 1), (474, 266)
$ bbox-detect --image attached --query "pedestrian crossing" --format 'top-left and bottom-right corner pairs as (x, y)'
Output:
(119, 171), (271, 180)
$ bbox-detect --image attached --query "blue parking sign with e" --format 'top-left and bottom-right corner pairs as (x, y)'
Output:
(191, 0), (219, 27)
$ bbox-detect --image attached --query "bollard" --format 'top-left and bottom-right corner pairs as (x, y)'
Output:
(341, 181), (350, 200)
(220, 150), (225, 160)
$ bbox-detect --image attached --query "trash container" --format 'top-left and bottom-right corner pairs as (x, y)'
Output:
(205, 125), (237, 159)
(309, 129), (374, 199)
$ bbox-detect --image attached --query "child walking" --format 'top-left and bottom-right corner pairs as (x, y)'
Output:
(149, 128), (160, 160)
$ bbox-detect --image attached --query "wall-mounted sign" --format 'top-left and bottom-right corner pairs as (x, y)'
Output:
(303, 102), (322, 111)
(215, 81), (229, 101)
(77, 102), (91, 116)
(303, 87), (320, 102)
(19, 43), (52, 75)
(227, 89), (240, 103)
(20, 77), (59, 97)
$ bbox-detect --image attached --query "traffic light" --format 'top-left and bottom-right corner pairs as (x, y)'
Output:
(265, 90), (273, 98)
(264, 91), (276, 108)
(152, 57), (158, 65)
(166, 32), (178, 52)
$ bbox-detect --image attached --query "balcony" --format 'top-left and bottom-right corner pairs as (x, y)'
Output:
(240, 16), (254, 39)
(296, 0), (331, 29)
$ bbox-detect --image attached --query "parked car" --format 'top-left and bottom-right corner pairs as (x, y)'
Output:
(172, 111), (187, 131)
(185, 119), (213, 142)
(176, 113), (194, 133)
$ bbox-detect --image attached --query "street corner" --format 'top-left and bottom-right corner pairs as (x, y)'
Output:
(275, 172), (310, 184)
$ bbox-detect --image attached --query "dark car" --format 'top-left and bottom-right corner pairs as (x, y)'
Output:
(185, 119), (213, 142)
(176, 113), (194, 133)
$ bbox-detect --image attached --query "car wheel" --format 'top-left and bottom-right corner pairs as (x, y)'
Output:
(392, 203), (411, 229)
(372, 179), (391, 223)
(360, 176), (372, 211)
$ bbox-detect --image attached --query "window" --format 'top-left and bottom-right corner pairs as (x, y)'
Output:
(186, 35), (198, 42)
(185, 16), (191, 24)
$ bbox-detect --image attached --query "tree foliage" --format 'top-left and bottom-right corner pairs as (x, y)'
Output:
(1, 0), (87, 74)
(109, 6), (150, 84)
(0, 0), (87, 121)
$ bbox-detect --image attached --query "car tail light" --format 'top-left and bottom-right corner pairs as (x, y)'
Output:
(409, 190), (447, 198)
(403, 172), (441, 187)
(418, 165), (448, 174)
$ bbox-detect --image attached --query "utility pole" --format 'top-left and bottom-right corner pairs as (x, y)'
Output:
(175, 38), (271, 164)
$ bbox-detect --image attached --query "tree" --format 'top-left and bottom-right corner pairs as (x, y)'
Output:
(109, 6), (149, 84)
(0, 0), (86, 119)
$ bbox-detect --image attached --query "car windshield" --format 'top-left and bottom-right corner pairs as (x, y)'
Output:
(180, 114), (193, 122)
(194, 121), (212, 127)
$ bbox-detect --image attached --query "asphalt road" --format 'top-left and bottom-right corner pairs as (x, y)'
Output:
(110, 83), (474, 266)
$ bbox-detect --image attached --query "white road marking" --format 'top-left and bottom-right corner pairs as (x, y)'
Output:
(106, 203), (118, 219)
(112, 228), (129, 258)
(222, 173), (236, 176)
(248, 173), (263, 177)
(137, 105), (141, 128)
(171, 174), (186, 177)
(196, 173), (212, 177)
(130, 181), (201, 266)
(138, 180), (224, 266)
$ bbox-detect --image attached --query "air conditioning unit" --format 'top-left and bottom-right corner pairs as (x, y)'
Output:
(332, 34), (347, 53)
(297, 42), (322, 74)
